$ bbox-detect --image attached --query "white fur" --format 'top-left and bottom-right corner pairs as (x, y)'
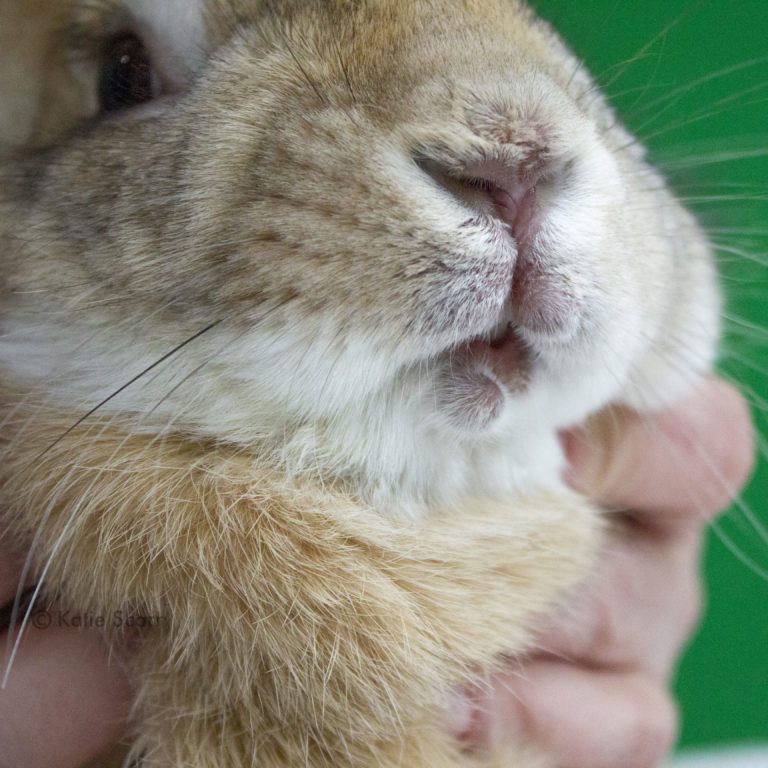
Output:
(127, 0), (207, 88)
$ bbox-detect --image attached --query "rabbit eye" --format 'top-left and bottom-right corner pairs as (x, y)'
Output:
(99, 33), (156, 113)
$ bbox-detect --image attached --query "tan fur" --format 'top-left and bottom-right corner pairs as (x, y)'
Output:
(2, 397), (597, 766)
(0, 1), (719, 765)
(0, 0), (98, 149)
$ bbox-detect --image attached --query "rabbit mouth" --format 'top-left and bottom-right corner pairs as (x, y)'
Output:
(434, 318), (532, 432)
(474, 321), (531, 389)
(419, 147), (586, 349)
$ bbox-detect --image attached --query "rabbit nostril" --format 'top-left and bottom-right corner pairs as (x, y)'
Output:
(415, 149), (582, 342)
(415, 155), (542, 246)
(415, 158), (497, 215)
(489, 183), (540, 248)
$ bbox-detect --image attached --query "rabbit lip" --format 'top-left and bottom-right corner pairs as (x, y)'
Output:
(437, 324), (530, 431)
(466, 323), (531, 392)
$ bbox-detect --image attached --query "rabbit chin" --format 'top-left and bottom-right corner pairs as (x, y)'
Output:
(0, 312), (584, 515)
(0, 274), (715, 518)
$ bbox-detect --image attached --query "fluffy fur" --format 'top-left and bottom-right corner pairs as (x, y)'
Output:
(0, 1), (720, 765)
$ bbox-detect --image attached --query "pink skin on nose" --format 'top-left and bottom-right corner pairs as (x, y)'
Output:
(447, 174), (542, 392)
(437, 157), (582, 429)
(490, 183), (540, 250)
(436, 176), (537, 430)
(491, 177), (582, 339)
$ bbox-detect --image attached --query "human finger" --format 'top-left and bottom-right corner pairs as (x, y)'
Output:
(0, 618), (133, 768)
(460, 661), (677, 768)
(561, 377), (754, 533)
(0, 544), (27, 606)
(536, 526), (702, 679)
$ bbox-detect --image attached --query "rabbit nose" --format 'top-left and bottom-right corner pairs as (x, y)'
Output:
(488, 182), (539, 250)
(482, 164), (583, 342)
(418, 149), (584, 343)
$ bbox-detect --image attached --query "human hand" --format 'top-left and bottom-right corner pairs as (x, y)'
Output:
(449, 377), (754, 768)
(0, 548), (133, 768)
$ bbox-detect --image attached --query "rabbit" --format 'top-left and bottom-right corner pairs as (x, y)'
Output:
(0, 0), (721, 766)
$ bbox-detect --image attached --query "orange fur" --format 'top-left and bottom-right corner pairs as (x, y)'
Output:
(2, 403), (597, 766)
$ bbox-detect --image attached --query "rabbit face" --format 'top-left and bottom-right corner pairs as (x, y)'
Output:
(0, 0), (719, 509)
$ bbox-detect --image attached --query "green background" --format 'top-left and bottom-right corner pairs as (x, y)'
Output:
(527, 0), (768, 752)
